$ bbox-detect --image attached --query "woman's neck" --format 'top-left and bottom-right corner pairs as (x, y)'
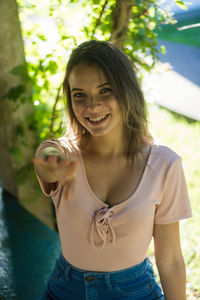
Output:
(80, 130), (128, 158)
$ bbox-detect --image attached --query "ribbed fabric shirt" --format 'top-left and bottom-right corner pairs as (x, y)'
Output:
(35, 137), (192, 271)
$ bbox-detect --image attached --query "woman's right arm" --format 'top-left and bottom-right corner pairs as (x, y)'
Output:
(33, 146), (77, 197)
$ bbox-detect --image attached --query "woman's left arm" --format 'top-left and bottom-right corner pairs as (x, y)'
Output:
(153, 222), (186, 300)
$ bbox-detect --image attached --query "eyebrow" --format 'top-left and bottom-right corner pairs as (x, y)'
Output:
(71, 82), (110, 93)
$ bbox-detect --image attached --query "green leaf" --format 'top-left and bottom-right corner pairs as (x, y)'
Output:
(37, 34), (47, 41)
(7, 85), (26, 102)
(9, 146), (23, 162)
(20, 97), (26, 104)
(175, 0), (187, 10)
(92, 0), (101, 4)
(48, 61), (58, 75)
(160, 45), (166, 54)
(10, 65), (29, 82)
(16, 124), (25, 137)
(16, 165), (30, 185)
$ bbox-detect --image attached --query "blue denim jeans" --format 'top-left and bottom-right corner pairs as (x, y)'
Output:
(38, 253), (164, 300)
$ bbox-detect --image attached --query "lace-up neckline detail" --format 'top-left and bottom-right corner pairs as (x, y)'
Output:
(89, 207), (116, 251)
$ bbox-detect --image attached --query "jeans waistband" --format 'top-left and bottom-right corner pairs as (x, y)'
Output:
(57, 253), (150, 282)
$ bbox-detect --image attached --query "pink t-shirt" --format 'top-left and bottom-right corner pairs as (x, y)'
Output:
(35, 137), (192, 271)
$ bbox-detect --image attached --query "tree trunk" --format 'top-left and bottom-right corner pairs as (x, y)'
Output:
(110, 0), (133, 49)
(0, 0), (54, 229)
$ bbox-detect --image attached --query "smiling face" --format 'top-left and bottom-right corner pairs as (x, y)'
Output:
(68, 63), (124, 138)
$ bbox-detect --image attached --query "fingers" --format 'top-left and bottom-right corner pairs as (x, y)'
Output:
(47, 155), (62, 163)
(39, 147), (66, 160)
(33, 156), (77, 173)
(33, 156), (72, 167)
(33, 155), (78, 184)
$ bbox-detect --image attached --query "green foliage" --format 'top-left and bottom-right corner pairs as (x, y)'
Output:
(7, 84), (26, 102)
(10, 65), (30, 81)
(9, 146), (23, 162)
(17, 0), (82, 143)
(75, 0), (181, 71)
(175, 0), (187, 10)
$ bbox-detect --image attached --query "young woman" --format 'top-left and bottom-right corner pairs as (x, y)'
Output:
(34, 40), (192, 300)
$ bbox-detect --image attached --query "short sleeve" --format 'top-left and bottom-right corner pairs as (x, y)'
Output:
(35, 139), (67, 197)
(155, 158), (192, 224)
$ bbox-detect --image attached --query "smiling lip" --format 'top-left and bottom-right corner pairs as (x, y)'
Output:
(86, 114), (109, 125)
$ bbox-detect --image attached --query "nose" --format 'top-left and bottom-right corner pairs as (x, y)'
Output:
(86, 95), (102, 110)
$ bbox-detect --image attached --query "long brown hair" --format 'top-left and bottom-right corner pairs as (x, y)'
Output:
(63, 40), (153, 161)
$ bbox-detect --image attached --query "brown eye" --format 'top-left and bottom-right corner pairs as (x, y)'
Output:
(100, 88), (112, 95)
(73, 92), (85, 98)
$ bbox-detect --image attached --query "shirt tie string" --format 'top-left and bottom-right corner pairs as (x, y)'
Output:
(89, 207), (116, 251)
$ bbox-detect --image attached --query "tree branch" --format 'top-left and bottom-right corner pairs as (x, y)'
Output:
(91, 0), (108, 38)
(110, 0), (133, 49)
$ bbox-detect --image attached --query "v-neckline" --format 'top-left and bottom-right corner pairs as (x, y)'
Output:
(78, 144), (153, 208)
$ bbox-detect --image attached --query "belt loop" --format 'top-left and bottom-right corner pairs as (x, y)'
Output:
(104, 274), (112, 290)
(64, 265), (71, 282)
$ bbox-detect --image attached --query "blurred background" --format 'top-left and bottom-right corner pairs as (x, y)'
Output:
(0, 0), (199, 299)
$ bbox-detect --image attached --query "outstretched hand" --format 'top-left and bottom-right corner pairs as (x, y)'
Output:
(33, 147), (77, 200)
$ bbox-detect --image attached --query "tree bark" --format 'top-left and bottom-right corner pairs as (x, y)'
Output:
(110, 0), (133, 49)
(0, 0), (54, 229)
(0, 0), (25, 196)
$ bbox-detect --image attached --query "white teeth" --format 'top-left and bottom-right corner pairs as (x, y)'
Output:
(88, 115), (107, 122)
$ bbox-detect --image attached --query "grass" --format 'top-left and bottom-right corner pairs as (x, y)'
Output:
(147, 104), (200, 299)
(155, 16), (200, 47)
